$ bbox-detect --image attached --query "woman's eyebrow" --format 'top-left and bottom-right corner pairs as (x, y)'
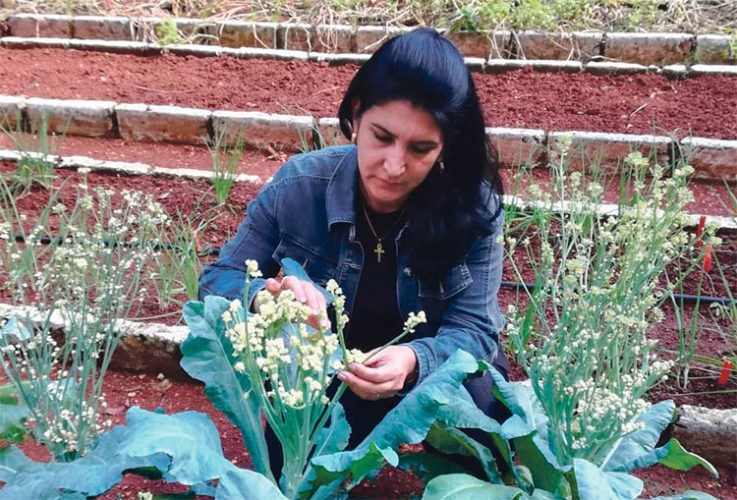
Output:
(370, 123), (440, 146)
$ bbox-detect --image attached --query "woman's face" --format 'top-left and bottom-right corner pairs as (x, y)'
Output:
(353, 100), (443, 213)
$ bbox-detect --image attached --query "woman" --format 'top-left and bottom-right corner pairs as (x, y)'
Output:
(198, 27), (507, 455)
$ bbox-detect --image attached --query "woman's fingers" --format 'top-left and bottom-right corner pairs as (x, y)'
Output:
(337, 346), (418, 400)
(265, 277), (282, 295)
(337, 369), (394, 400)
(264, 276), (330, 331)
(337, 362), (394, 400)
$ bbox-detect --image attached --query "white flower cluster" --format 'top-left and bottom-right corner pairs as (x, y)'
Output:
(505, 151), (695, 464)
(36, 384), (110, 455)
(404, 311), (427, 333)
(326, 279), (349, 331)
(222, 262), (339, 408)
(0, 183), (169, 458)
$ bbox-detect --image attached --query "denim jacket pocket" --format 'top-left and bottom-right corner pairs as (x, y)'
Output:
(417, 263), (473, 300)
(273, 233), (336, 287)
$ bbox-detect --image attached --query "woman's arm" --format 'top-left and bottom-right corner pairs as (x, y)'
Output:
(406, 205), (505, 387)
(198, 184), (281, 303)
(198, 182), (329, 328)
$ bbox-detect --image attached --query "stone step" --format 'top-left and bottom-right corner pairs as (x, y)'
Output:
(4, 35), (737, 79)
(4, 13), (737, 68)
(1, 147), (733, 229)
(1, 95), (736, 182)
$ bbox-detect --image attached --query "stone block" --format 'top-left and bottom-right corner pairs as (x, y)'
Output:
(313, 24), (354, 53)
(0, 37), (70, 50)
(444, 30), (510, 59)
(212, 111), (315, 152)
(67, 39), (160, 56)
(487, 127), (547, 167)
(72, 16), (133, 40)
(7, 14), (71, 38)
(25, 98), (116, 137)
(547, 131), (672, 171)
(278, 23), (312, 51)
(604, 32), (693, 66)
(463, 57), (486, 72)
(695, 35), (736, 65)
(584, 61), (649, 76)
(662, 64), (688, 79)
(672, 405), (737, 469)
(317, 117), (350, 147)
(0, 96), (25, 129)
(166, 44), (223, 58)
(355, 26), (408, 53)
(689, 64), (737, 77)
(308, 52), (370, 66)
(516, 31), (602, 61)
(109, 320), (188, 376)
(680, 137), (737, 181)
(236, 47), (309, 62)
(485, 59), (582, 74)
(176, 18), (218, 44)
(116, 104), (211, 145)
(131, 17), (215, 44)
(217, 21), (277, 49)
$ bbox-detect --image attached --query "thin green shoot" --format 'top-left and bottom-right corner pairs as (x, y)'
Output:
(207, 128), (246, 206)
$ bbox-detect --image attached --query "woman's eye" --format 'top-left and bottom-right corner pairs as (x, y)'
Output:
(374, 134), (392, 143)
(410, 145), (433, 154)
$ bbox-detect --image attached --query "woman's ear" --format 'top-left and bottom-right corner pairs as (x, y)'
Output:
(351, 99), (361, 132)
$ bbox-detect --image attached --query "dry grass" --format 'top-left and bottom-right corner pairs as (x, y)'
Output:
(1, 0), (736, 34)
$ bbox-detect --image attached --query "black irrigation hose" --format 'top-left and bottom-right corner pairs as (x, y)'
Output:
(10, 233), (736, 305)
(12, 232), (221, 255)
(500, 280), (737, 305)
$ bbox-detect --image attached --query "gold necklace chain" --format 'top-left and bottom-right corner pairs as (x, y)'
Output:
(361, 201), (406, 264)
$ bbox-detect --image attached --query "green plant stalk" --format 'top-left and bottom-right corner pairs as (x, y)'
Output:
(1, 179), (164, 460)
(231, 270), (422, 498)
(506, 148), (694, 467)
(208, 128), (245, 205)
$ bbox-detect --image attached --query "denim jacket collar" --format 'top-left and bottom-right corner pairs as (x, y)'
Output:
(325, 146), (359, 230)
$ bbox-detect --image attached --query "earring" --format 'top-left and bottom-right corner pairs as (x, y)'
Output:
(437, 160), (445, 173)
(351, 132), (357, 144)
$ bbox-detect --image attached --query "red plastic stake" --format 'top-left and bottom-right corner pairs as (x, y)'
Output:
(193, 231), (201, 254)
(718, 360), (733, 386)
(703, 245), (712, 273)
(695, 215), (706, 248)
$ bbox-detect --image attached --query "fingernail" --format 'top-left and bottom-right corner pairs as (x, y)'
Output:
(349, 363), (357, 371)
(299, 295), (307, 303)
(320, 319), (331, 330)
(311, 307), (318, 315)
(337, 371), (347, 381)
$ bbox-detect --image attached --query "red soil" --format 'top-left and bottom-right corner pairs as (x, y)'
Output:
(1, 47), (736, 139)
(1, 160), (734, 390)
(4, 367), (733, 499)
(1, 44), (736, 496)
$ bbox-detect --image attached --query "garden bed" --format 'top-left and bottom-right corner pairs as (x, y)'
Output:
(1, 46), (736, 139)
(1, 159), (734, 397)
(3, 368), (731, 499)
(1, 156), (735, 497)
(1, 20), (736, 496)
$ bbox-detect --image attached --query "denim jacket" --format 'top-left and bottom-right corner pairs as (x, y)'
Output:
(198, 145), (505, 387)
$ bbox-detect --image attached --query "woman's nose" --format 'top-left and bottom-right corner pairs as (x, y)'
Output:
(384, 145), (406, 177)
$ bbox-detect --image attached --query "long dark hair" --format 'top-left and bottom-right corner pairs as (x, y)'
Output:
(337, 27), (503, 280)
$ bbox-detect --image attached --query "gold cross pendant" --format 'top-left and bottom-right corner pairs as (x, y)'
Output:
(373, 241), (385, 263)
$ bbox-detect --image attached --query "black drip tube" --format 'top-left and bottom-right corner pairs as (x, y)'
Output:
(9, 233), (737, 305)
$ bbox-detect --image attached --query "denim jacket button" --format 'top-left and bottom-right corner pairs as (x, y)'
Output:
(403, 267), (413, 277)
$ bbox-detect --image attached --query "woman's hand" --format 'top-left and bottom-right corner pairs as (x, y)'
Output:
(262, 276), (330, 331)
(337, 345), (417, 400)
